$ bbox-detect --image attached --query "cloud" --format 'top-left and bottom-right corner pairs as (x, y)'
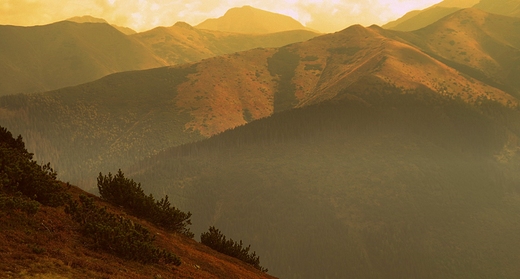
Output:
(0, 0), (443, 32)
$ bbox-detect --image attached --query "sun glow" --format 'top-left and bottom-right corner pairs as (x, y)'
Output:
(0, 0), (443, 32)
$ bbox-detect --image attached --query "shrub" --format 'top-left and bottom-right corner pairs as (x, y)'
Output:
(200, 226), (267, 272)
(65, 194), (181, 265)
(97, 170), (192, 237)
(0, 126), (69, 207)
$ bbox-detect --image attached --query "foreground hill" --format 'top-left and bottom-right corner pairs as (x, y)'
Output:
(383, 0), (520, 31)
(0, 21), (166, 96)
(195, 6), (315, 33)
(0, 9), (518, 189)
(133, 21), (319, 65)
(0, 127), (275, 279)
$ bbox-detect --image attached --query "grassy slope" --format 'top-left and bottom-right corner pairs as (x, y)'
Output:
(0, 184), (277, 279)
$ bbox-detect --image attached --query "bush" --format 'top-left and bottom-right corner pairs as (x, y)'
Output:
(65, 194), (181, 265)
(97, 170), (193, 237)
(200, 226), (267, 272)
(0, 126), (69, 207)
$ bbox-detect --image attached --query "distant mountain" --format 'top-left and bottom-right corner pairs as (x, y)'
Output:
(1, 9), (520, 278)
(133, 21), (319, 65)
(383, 0), (478, 31)
(0, 19), (317, 96)
(0, 21), (166, 96)
(67, 15), (137, 35)
(196, 6), (315, 34)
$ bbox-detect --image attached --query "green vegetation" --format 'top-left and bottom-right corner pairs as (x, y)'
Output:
(0, 126), (69, 207)
(65, 194), (181, 265)
(201, 226), (267, 272)
(97, 170), (193, 237)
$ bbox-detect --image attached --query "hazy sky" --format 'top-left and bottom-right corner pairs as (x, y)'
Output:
(0, 0), (443, 32)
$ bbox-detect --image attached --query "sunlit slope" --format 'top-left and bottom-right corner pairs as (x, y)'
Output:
(129, 89), (520, 279)
(0, 21), (166, 96)
(1, 9), (518, 190)
(388, 8), (520, 98)
(133, 21), (319, 65)
(195, 6), (314, 34)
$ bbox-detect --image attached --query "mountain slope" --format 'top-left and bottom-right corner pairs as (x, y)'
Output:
(0, 21), (166, 96)
(133, 21), (319, 65)
(196, 6), (314, 34)
(128, 88), (520, 279)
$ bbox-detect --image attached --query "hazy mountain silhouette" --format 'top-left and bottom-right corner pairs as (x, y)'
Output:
(196, 6), (315, 34)
(67, 15), (137, 35)
(382, 0), (520, 31)
(133, 21), (319, 65)
(0, 21), (166, 96)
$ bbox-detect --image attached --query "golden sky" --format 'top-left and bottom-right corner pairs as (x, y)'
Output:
(0, 0), (443, 32)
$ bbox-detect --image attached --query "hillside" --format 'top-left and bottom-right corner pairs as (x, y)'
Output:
(0, 126), (275, 279)
(1, 9), (518, 190)
(0, 21), (166, 96)
(128, 85), (520, 278)
(195, 6), (314, 34)
(474, 0), (520, 17)
(133, 21), (319, 65)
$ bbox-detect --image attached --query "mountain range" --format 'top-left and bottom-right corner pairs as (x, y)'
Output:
(0, 9), (318, 96)
(2, 4), (520, 279)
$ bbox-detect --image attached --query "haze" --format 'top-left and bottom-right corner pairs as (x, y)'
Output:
(1, 0), (443, 32)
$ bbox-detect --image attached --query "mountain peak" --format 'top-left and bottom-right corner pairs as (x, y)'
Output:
(173, 21), (194, 29)
(195, 6), (312, 34)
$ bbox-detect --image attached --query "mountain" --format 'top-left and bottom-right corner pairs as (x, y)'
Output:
(133, 21), (319, 65)
(195, 6), (315, 34)
(1, 9), (518, 189)
(67, 15), (137, 35)
(0, 21), (166, 96)
(383, 0), (478, 31)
